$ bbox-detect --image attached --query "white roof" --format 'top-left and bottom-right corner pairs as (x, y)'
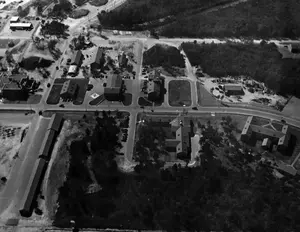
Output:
(68, 65), (77, 73)
(10, 23), (32, 27)
(10, 16), (19, 22)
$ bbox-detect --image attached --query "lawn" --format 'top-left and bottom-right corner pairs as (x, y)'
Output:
(181, 42), (300, 98)
(122, 93), (132, 106)
(47, 84), (63, 105)
(168, 80), (191, 106)
(196, 82), (220, 106)
(160, 0), (300, 39)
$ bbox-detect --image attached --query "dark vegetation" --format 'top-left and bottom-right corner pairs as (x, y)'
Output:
(17, 6), (30, 18)
(143, 44), (185, 68)
(74, 0), (88, 6)
(70, 9), (90, 19)
(161, 0), (300, 38)
(41, 21), (69, 37)
(54, 116), (300, 231)
(19, 57), (53, 70)
(89, 0), (108, 7)
(49, 0), (73, 19)
(182, 42), (300, 98)
(97, 0), (232, 30)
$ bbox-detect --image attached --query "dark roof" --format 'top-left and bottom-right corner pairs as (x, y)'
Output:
(71, 50), (82, 65)
(39, 129), (56, 159)
(148, 80), (160, 93)
(47, 113), (63, 132)
(224, 85), (243, 91)
(60, 80), (77, 96)
(107, 75), (122, 88)
(91, 47), (104, 65)
(119, 53), (127, 65)
(19, 159), (46, 217)
(104, 87), (121, 95)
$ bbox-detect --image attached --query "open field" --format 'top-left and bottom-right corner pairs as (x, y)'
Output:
(0, 113), (32, 192)
(182, 42), (300, 99)
(160, 0), (300, 39)
(168, 79), (191, 106)
(196, 81), (220, 106)
(0, 39), (20, 49)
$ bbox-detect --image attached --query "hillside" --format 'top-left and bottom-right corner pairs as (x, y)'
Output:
(181, 42), (300, 98)
(143, 44), (185, 68)
(97, 0), (234, 30)
(161, 0), (300, 38)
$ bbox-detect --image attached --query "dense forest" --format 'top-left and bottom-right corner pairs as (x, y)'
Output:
(161, 0), (300, 38)
(97, 0), (233, 30)
(143, 44), (185, 68)
(181, 42), (300, 98)
(54, 115), (300, 231)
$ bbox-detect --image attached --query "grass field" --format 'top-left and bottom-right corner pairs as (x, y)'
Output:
(47, 84), (63, 105)
(70, 9), (89, 19)
(122, 93), (132, 106)
(196, 82), (220, 106)
(168, 80), (191, 106)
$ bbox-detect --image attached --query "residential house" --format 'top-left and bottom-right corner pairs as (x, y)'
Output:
(224, 85), (244, 96)
(70, 50), (83, 66)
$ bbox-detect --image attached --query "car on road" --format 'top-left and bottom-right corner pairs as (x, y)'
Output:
(59, 104), (65, 108)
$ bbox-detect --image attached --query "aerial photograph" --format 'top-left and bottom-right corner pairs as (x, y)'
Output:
(1, 0), (300, 231)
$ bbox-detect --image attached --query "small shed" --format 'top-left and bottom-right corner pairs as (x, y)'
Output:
(68, 65), (78, 76)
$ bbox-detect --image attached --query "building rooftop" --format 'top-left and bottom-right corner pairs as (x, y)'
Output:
(107, 75), (122, 88)
(71, 50), (82, 65)
(10, 16), (19, 22)
(224, 85), (243, 91)
(3, 81), (21, 89)
(10, 23), (32, 27)
(147, 81), (160, 94)
(91, 47), (104, 65)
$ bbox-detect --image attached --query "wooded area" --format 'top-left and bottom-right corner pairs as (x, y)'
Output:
(143, 44), (185, 68)
(161, 0), (300, 38)
(182, 42), (300, 98)
(54, 116), (300, 231)
(97, 0), (232, 30)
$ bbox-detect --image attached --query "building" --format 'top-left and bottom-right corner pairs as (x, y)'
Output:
(10, 16), (20, 23)
(70, 50), (83, 66)
(147, 80), (161, 102)
(1, 82), (28, 101)
(224, 85), (244, 96)
(10, 23), (33, 31)
(262, 138), (271, 150)
(118, 52), (128, 68)
(90, 47), (105, 70)
(241, 116), (291, 153)
(165, 116), (192, 155)
(104, 75), (123, 101)
(47, 113), (64, 132)
(60, 80), (78, 101)
(148, 69), (161, 81)
(286, 44), (300, 53)
(68, 65), (78, 76)
(19, 159), (46, 217)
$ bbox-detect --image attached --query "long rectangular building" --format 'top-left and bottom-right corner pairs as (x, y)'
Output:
(10, 23), (33, 30)
(19, 159), (46, 217)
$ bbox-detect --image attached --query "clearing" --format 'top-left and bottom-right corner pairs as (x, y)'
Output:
(168, 79), (191, 106)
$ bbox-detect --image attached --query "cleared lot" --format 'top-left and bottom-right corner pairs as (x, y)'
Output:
(168, 79), (191, 106)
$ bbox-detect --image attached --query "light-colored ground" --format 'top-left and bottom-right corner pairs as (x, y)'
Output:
(0, 0), (33, 10)
(0, 114), (32, 193)
(282, 96), (300, 120)
(201, 77), (287, 106)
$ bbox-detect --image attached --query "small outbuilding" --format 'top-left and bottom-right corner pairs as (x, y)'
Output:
(224, 85), (244, 96)
(70, 50), (83, 66)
